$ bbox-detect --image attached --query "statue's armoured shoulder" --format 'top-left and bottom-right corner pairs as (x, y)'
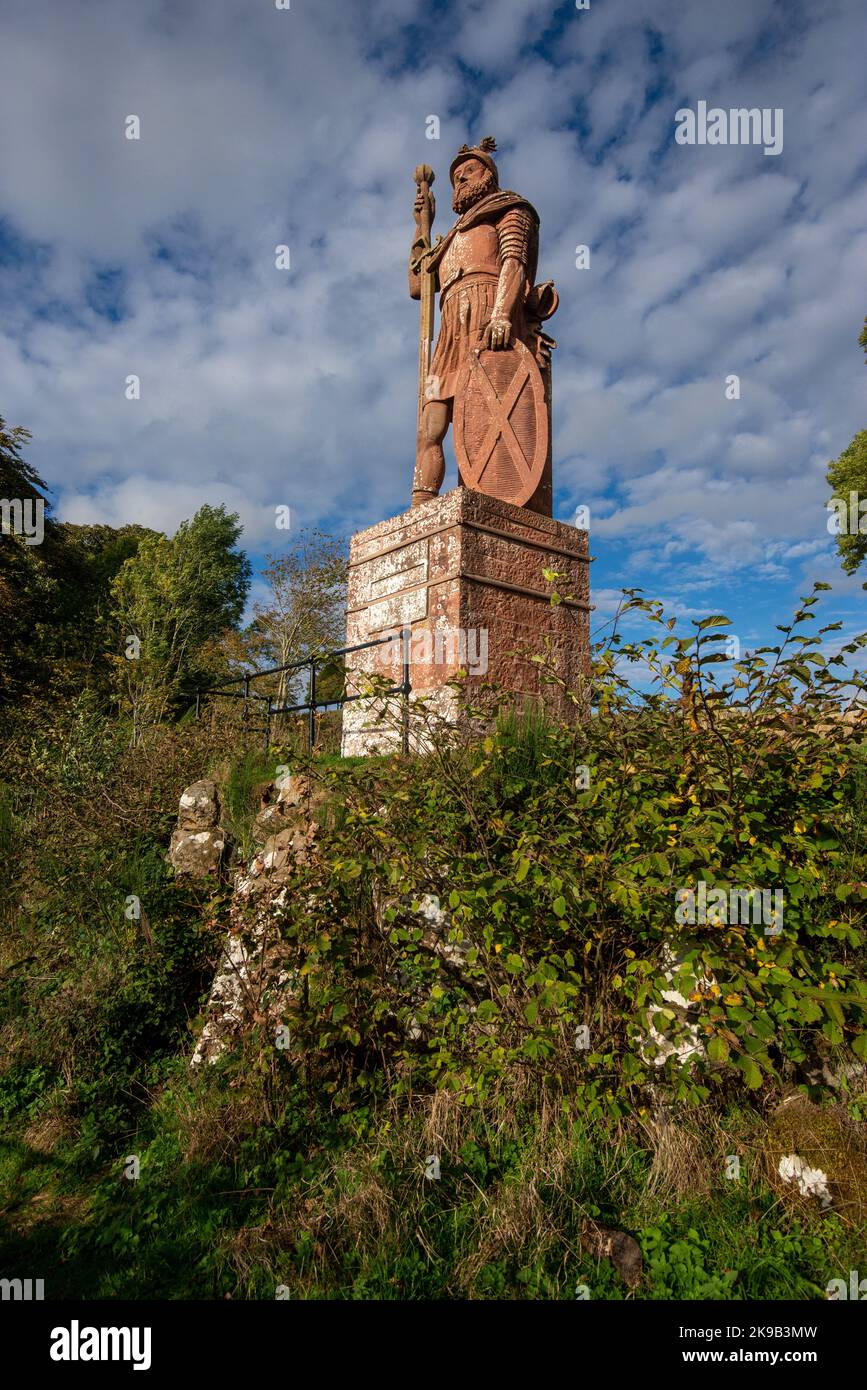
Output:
(495, 206), (534, 265)
(470, 190), (540, 226)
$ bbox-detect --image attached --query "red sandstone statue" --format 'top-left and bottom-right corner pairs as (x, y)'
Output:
(409, 137), (558, 514)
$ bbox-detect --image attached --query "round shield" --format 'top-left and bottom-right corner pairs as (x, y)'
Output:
(453, 339), (548, 507)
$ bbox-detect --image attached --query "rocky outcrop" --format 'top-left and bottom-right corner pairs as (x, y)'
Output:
(169, 779), (228, 878)
(375, 890), (471, 974)
(580, 1221), (643, 1290)
(191, 905), (297, 1067)
(184, 768), (479, 1066)
(254, 772), (329, 836)
(190, 773), (322, 1066)
(641, 943), (714, 1068)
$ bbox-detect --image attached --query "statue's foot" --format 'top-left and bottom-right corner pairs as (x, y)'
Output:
(411, 489), (437, 508)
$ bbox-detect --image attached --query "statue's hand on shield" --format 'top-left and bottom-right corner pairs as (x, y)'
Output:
(482, 315), (512, 350)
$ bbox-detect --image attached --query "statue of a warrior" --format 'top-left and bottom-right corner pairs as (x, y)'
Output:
(409, 137), (558, 513)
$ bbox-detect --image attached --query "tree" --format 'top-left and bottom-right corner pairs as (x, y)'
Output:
(0, 417), (45, 501)
(110, 504), (251, 739)
(827, 315), (867, 581)
(0, 418), (56, 704)
(47, 523), (158, 691)
(247, 529), (348, 708)
(0, 417), (162, 710)
(827, 431), (867, 578)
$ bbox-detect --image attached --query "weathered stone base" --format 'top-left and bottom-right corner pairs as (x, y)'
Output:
(341, 487), (590, 757)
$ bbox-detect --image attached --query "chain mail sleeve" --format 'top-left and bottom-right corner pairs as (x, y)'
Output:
(496, 206), (533, 267)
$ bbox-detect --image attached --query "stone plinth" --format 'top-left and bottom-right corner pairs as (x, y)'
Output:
(340, 487), (590, 756)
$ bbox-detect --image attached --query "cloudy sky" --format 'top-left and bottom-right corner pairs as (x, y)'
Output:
(1, 0), (865, 658)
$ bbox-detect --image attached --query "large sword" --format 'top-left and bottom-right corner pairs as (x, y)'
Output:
(413, 163), (436, 429)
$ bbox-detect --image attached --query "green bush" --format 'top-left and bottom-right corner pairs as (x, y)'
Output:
(266, 585), (867, 1119)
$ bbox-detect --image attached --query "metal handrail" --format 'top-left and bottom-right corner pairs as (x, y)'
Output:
(192, 627), (412, 753)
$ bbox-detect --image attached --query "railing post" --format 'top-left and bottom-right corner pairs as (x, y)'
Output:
(308, 659), (316, 751)
(401, 625), (411, 755)
(264, 700), (271, 756)
(195, 689), (201, 720)
(243, 675), (250, 733)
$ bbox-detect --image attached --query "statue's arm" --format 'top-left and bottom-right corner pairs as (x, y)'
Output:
(408, 235), (425, 300)
(492, 256), (524, 324)
(486, 207), (534, 347)
(409, 182), (435, 300)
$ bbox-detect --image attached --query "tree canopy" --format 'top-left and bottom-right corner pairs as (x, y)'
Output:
(110, 503), (252, 737)
(827, 315), (867, 580)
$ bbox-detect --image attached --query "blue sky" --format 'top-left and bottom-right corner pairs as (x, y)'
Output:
(1, 0), (865, 668)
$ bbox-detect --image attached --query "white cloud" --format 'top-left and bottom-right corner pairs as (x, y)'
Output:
(0, 0), (864, 654)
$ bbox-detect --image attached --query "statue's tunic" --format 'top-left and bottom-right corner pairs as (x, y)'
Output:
(415, 191), (539, 404)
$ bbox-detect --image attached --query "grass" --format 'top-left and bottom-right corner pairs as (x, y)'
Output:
(219, 747), (281, 854)
(217, 744), (389, 853)
(1, 1073), (864, 1299)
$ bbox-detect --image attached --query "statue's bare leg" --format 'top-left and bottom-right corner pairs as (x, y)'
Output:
(412, 400), (451, 507)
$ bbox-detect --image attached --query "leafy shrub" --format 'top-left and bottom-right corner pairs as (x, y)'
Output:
(264, 585), (867, 1120)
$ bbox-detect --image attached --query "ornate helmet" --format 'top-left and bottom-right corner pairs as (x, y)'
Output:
(449, 135), (499, 187)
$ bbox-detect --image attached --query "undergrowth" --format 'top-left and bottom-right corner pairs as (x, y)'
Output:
(1, 586), (866, 1299)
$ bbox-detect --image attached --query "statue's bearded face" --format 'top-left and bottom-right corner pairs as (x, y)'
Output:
(452, 158), (496, 213)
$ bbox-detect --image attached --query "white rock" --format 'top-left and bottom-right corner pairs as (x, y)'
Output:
(778, 1154), (832, 1207)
